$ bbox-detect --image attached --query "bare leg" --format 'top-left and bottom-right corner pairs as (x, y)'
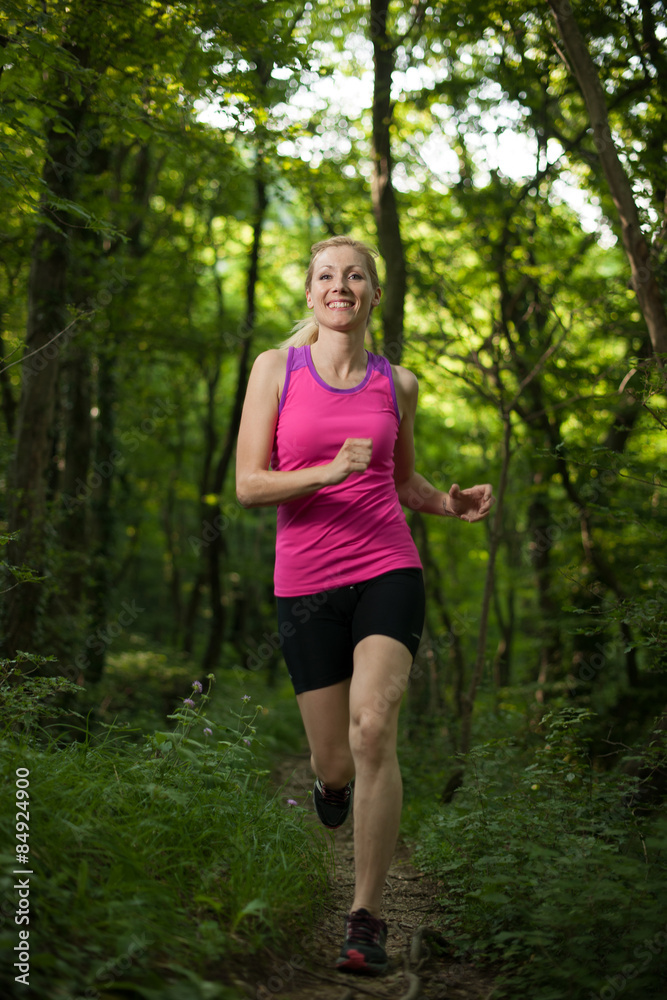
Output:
(347, 634), (412, 917)
(296, 678), (355, 788)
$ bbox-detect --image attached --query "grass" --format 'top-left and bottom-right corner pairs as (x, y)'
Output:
(0, 658), (328, 1000)
(407, 705), (667, 1000)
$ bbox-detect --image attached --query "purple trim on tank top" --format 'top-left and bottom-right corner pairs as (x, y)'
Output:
(278, 344), (400, 418)
(278, 345), (310, 415)
(277, 346), (294, 415)
(305, 344), (373, 394)
(382, 355), (400, 420)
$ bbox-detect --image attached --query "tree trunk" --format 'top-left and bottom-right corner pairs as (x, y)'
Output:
(83, 140), (158, 683)
(528, 492), (562, 702)
(548, 0), (667, 360)
(0, 326), (16, 435)
(409, 510), (467, 724)
(162, 470), (184, 646)
(492, 583), (515, 689)
(59, 341), (93, 609)
(369, 0), (406, 365)
(183, 569), (206, 656)
(3, 106), (84, 656)
(86, 349), (116, 684)
(460, 413), (512, 755)
(201, 175), (267, 672)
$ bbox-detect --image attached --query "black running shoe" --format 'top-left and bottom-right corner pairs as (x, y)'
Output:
(313, 778), (352, 829)
(335, 908), (389, 976)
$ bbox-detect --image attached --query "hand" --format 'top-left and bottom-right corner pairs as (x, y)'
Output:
(327, 438), (373, 484)
(444, 483), (495, 522)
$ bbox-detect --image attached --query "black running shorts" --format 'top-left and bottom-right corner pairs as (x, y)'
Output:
(276, 568), (425, 695)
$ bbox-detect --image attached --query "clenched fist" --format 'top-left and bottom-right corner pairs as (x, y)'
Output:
(326, 438), (373, 484)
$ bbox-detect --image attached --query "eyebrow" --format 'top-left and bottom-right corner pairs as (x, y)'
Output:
(315, 262), (365, 271)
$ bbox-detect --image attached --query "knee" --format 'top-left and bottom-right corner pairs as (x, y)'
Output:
(349, 709), (396, 768)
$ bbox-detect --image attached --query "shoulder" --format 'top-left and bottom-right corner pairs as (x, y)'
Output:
(390, 363), (418, 396)
(389, 363), (418, 420)
(251, 348), (288, 375)
(246, 349), (290, 404)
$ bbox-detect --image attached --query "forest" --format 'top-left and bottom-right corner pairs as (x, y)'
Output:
(0, 0), (665, 998)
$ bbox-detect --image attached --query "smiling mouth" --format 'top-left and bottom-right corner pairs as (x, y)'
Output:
(328, 301), (353, 309)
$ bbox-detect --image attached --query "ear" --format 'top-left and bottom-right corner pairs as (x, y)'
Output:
(371, 287), (382, 307)
(306, 289), (314, 309)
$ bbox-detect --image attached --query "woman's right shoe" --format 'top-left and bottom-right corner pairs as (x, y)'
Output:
(313, 778), (352, 829)
(335, 908), (389, 975)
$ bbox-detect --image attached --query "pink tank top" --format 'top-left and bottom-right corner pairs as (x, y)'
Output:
(271, 344), (422, 596)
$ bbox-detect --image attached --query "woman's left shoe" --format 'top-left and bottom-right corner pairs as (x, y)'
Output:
(313, 778), (353, 829)
(335, 908), (388, 975)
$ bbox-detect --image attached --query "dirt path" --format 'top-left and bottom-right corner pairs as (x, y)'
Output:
(242, 752), (496, 1000)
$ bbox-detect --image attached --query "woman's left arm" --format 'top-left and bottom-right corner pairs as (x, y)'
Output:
(392, 366), (495, 523)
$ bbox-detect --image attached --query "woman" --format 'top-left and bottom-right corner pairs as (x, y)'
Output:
(236, 235), (494, 976)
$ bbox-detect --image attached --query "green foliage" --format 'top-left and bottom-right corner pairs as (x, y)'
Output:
(414, 708), (667, 999)
(0, 675), (327, 998)
(0, 654), (80, 734)
(1, 4), (666, 993)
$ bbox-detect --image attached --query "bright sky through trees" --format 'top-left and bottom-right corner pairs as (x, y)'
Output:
(197, 33), (617, 245)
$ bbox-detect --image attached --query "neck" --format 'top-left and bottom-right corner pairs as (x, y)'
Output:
(311, 329), (367, 377)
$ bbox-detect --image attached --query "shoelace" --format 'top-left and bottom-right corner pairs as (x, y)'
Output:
(346, 911), (382, 944)
(320, 782), (350, 804)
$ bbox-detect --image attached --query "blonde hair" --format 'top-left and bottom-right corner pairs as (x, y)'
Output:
(280, 236), (380, 349)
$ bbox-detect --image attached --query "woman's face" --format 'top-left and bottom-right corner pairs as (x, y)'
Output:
(306, 246), (381, 333)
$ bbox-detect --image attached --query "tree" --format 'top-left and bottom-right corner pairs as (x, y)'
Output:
(4, 4), (102, 656)
(547, 0), (667, 360)
(369, 1), (427, 363)
(0, 0), (306, 673)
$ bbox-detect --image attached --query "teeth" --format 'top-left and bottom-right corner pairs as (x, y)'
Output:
(329, 302), (352, 308)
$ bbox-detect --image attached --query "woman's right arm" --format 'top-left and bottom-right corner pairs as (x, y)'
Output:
(235, 350), (371, 508)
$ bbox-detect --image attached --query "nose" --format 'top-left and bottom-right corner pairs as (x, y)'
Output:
(332, 271), (350, 292)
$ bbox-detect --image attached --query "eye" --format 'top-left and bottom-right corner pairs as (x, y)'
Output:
(318, 273), (332, 280)
(348, 272), (364, 280)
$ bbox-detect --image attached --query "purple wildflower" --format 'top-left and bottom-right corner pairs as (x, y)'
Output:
(203, 728), (212, 736)
(183, 698), (195, 708)
(192, 680), (203, 693)
(244, 739), (251, 746)
(287, 799), (298, 807)
(242, 694), (251, 703)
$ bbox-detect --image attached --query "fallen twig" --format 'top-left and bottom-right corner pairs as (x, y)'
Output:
(398, 971), (421, 1000)
(387, 872), (426, 881)
(299, 966), (386, 998)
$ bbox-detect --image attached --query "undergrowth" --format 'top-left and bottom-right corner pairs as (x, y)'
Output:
(0, 667), (327, 1000)
(413, 707), (667, 1000)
